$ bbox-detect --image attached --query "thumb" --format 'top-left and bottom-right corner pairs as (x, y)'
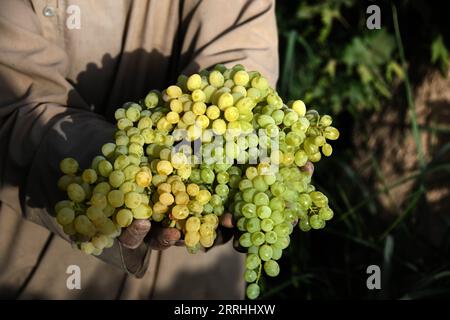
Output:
(119, 219), (151, 249)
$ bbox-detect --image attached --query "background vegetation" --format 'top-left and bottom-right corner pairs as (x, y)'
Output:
(266, 0), (450, 299)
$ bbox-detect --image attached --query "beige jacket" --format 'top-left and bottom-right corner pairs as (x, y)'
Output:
(0, 0), (278, 299)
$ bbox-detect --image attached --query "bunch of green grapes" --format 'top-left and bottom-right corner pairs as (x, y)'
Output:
(56, 102), (158, 255)
(55, 64), (339, 299)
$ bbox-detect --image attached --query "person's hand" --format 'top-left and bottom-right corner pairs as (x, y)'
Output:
(119, 220), (183, 250)
(219, 161), (315, 252)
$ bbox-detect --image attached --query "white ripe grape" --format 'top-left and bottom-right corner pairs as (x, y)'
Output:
(56, 207), (75, 225)
(60, 158), (79, 175)
(67, 183), (86, 203)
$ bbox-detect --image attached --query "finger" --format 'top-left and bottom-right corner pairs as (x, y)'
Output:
(149, 227), (181, 250)
(119, 219), (151, 249)
(301, 161), (314, 176)
(220, 213), (234, 228)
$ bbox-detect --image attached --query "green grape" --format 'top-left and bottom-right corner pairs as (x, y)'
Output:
(273, 236), (290, 250)
(74, 215), (96, 237)
(237, 217), (247, 232)
(124, 191), (142, 209)
(252, 176), (268, 192)
(269, 197), (284, 211)
(246, 283), (260, 300)
(81, 169), (97, 184)
(256, 206), (271, 219)
(309, 215), (323, 229)
(299, 219), (311, 232)
(324, 126), (339, 140)
(97, 217), (117, 236)
(116, 208), (133, 227)
(242, 188), (257, 203)
(264, 260), (280, 277)
(251, 231), (265, 246)
(60, 158), (79, 175)
(248, 245), (259, 254)
(244, 269), (257, 283)
(86, 206), (104, 222)
(107, 190), (125, 208)
(274, 223), (290, 237)
(98, 160), (113, 177)
(265, 230), (278, 244)
(269, 210), (285, 225)
(259, 244), (273, 261)
(261, 218), (274, 232)
(92, 182), (111, 195)
(242, 203), (257, 218)
(132, 204), (152, 219)
(239, 232), (252, 247)
(67, 183), (86, 203)
(56, 207), (75, 225)
(239, 179), (253, 191)
(109, 170), (125, 188)
(200, 167), (215, 184)
(245, 253), (261, 270)
(270, 182), (286, 197)
(245, 217), (261, 233)
(319, 207), (334, 221)
(271, 246), (282, 260)
(253, 192), (269, 206)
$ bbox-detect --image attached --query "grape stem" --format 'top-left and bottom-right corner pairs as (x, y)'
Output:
(256, 261), (262, 284)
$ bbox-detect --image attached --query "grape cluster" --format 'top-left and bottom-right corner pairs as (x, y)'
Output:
(55, 64), (339, 299)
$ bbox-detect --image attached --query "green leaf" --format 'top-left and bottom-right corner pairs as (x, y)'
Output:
(431, 34), (449, 76)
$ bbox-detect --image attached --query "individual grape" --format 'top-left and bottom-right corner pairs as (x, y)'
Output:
(82, 169), (97, 184)
(132, 204), (152, 219)
(319, 207), (334, 221)
(109, 170), (125, 188)
(309, 215), (323, 230)
(60, 158), (79, 175)
(187, 74), (202, 91)
(107, 190), (125, 208)
(264, 260), (280, 277)
(245, 217), (261, 233)
(74, 215), (96, 237)
(92, 182), (111, 195)
(322, 143), (333, 157)
(199, 234), (215, 248)
(159, 192), (175, 206)
(244, 269), (258, 283)
(185, 231), (201, 247)
(253, 192), (269, 206)
(172, 204), (189, 220)
(196, 189), (211, 205)
(239, 232), (252, 247)
(116, 209), (133, 227)
(186, 216), (201, 232)
(124, 191), (142, 209)
(80, 242), (96, 255)
(299, 219), (311, 232)
(98, 160), (113, 177)
(67, 183), (86, 203)
(324, 126), (340, 140)
(259, 244), (273, 261)
(260, 218), (274, 232)
(256, 206), (271, 219)
(86, 206), (104, 222)
(245, 253), (261, 270)
(56, 207), (75, 225)
(251, 231), (265, 246)
(246, 283), (260, 300)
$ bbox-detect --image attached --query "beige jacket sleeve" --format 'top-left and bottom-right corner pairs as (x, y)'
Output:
(0, 0), (150, 276)
(179, 0), (279, 86)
